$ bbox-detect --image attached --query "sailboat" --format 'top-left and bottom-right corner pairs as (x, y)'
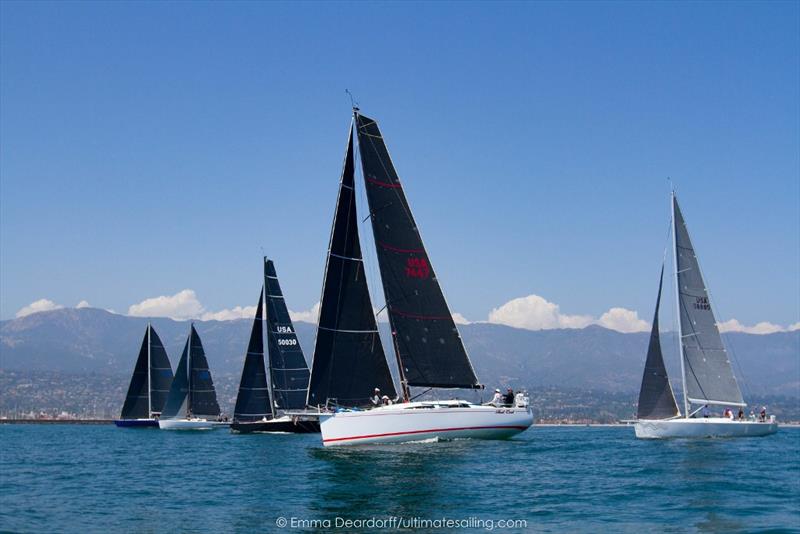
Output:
(634, 192), (778, 439)
(114, 323), (174, 427)
(231, 258), (319, 433)
(309, 110), (533, 446)
(158, 324), (225, 430)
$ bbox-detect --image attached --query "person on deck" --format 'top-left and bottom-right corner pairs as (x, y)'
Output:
(486, 389), (503, 406)
(381, 395), (392, 406)
(702, 405), (709, 418)
(760, 406), (767, 422)
(371, 388), (382, 406)
(737, 408), (744, 421)
(503, 388), (515, 407)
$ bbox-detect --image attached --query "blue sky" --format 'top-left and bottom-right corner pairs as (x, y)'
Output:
(1, 1), (798, 332)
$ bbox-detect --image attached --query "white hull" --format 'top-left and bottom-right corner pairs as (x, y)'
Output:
(320, 400), (533, 447)
(634, 417), (778, 439)
(158, 418), (226, 431)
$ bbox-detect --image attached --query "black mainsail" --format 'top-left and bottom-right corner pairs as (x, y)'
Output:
(308, 123), (397, 407)
(636, 266), (680, 419)
(265, 258), (311, 411)
(120, 324), (174, 419)
(355, 112), (480, 396)
(233, 290), (271, 422)
(673, 194), (745, 407)
(161, 325), (221, 419)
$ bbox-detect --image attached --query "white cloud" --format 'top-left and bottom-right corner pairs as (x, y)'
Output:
(487, 294), (648, 333)
(201, 306), (257, 322)
(488, 294), (593, 331)
(718, 319), (785, 335)
(289, 302), (321, 324)
(452, 312), (471, 325)
(128, 289), (205, 320)
(15, 299), (64, 318)
(76, 300), (91, 309)
(788, 322), (800, 332)
(597, 307), (650, 333)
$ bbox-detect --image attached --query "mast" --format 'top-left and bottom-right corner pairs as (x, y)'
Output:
(264, 259), (276, 419)
(355, 109), (409, 402)
(671, 191), (689, 418)
(187, 323), (192, 418)
(147, 322), (152, 418)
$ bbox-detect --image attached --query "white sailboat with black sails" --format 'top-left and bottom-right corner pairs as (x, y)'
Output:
(309, 110), (533, 447)
(634, 192), (778, 439)
(158, 324), (225, 430)
(231, 258), (319, 433)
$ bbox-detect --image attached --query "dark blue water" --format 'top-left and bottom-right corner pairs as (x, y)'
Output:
(1, 425), (797, 533)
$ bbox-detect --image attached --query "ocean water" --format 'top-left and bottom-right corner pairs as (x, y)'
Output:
(0, 425), (797, 533)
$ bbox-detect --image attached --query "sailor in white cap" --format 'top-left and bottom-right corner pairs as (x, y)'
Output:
(485, 388), (503, 407)
(371, 388), (382, 406)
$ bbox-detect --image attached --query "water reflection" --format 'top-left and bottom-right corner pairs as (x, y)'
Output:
(307, 439), (474, 520)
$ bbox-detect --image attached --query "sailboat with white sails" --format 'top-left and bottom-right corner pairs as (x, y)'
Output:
(309, 109), (533, 446)
(634, 191), (778, 439)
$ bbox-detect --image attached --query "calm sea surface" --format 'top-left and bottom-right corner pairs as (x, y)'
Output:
(0, 425), (797, 533)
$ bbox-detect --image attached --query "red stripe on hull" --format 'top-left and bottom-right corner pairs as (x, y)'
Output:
(323, 424), (529, 443)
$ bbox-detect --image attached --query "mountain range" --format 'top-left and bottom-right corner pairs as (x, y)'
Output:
(1, 307), (798, 397)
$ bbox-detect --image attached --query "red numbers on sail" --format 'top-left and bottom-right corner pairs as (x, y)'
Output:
(405, 257), (430, 279)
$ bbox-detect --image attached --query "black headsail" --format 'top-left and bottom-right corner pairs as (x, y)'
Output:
(308, 122), (397, 408)
(161, 335), (190, 419)
(265, 258), (311, 411)
(636, 265), (680, 419)
(147, 326), (174, 416)
(120, 324), (174, 419)
(188, 325), (221, 417)
(120, 327), (151, 419)
(233, 289), (271, 422)
(160, 325), (220, 419)
(355, 112), (481, 397)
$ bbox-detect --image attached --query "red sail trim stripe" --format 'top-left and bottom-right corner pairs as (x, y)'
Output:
(376, 241), (425, 254)
(323, 425), (529, 443)
(365, 177), (402, 189)
(391, 308), (450, 321)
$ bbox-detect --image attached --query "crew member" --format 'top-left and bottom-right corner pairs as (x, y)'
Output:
(503, 388), (515, 407)
(371, 388), (382, 406)
(486, 389), (503, 406)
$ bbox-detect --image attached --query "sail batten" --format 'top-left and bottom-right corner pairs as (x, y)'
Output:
(308, 122), (397, 408)
(673, 195), (744, 406)
(355, 112), (480, 391)
(265, 259), (311, 411)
